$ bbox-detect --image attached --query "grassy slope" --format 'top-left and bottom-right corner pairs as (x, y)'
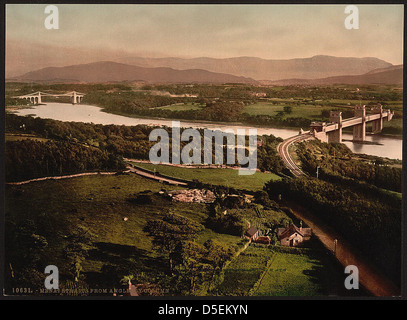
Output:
(5, 174), (243, 284)
(133, 163), (280, 192)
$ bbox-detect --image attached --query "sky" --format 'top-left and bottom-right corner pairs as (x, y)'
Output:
(6, 4), (404, 77)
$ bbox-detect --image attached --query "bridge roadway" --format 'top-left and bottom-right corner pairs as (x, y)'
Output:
(277, 133), (313, 177)
(324, 111), (392, 132)
(15, 91), (85, 104)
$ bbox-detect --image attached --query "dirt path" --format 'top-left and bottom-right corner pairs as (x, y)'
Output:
(284, 201), (400, 297)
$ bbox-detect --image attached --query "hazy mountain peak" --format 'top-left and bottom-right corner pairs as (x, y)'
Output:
(114, 55), (393, 81)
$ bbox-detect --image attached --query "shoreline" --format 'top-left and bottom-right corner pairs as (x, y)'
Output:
(99, 107), (403, 139)
(6, 102), (403, 139)
(6, 102), (403, 142)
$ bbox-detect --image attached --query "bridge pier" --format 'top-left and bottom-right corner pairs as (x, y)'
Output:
(310, 104), (392, 144)
(328, 111), (342, 143)
(353, 105), (366, 141)
(371, 105), (383, 133)
(71, 93), (83, 104)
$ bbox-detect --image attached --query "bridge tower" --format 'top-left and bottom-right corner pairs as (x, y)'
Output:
(71, 91), (83, 104)
(353, 105), (366, 141)
(328, 111), (342, 143)
(72, 91), (77, 104)
(36, 92), (42, 104)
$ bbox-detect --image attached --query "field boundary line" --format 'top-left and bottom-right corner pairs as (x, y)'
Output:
(247, 251), (278, 296)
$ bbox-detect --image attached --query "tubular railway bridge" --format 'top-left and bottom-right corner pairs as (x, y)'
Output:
(278, 104), (393, 176)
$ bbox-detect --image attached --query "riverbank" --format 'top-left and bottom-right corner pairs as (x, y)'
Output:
(10, 102), (402, 159)
(99, 107), (403, 139)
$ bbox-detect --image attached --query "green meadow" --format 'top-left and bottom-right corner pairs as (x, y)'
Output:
(5, 174), (243, 290)
(132, 162), (281, 191)
(216, 245), (363, 297)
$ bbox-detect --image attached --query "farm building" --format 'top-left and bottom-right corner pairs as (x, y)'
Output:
(246, 226), (259, 241)
(277, 224), (311, 247)
(254, 236), (271, 245)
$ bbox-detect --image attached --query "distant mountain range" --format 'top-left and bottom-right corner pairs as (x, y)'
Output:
(263, 65), (403, 85)
(115, 55), (393, 81)
(10, 61), (256, 84)
(8, 55), (402, 85)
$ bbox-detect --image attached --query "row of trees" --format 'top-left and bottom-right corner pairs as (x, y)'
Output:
(5, 140), (125, 182)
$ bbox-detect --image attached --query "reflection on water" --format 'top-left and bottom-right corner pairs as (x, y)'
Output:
(13, 103), (402, 160)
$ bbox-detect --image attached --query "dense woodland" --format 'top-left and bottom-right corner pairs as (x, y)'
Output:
(296, 140), (402, 192)
(5, 140), (125, 182)
(5, 114), (285, 182)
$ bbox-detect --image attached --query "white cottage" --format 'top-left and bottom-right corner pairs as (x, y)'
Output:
(277, 224), (311, 247)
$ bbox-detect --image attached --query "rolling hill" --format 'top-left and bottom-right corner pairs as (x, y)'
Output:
(263, 65), (403, 85)
(10, 61), (256, 84)
(115, 55), (393, 81)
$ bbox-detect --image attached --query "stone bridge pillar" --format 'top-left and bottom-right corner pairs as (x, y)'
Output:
(386, 109), (394, 121)
(353, 105), (366, 141)
(371, 105), (383, 133)
(328, 111), (342, 143)
(72, 92), (77, 104)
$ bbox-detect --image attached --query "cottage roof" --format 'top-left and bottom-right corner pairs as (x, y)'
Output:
(246, 226), (258, 237)
(278, 224), (311, 239)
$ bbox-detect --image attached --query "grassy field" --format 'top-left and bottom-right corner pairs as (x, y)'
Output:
(5, 174), (243, 290)
(216, 245), (364, 297)
(215, 246), (275, 296)
(5, 133), (50, 142)
(243, 99), (402, 133)
(132, 162), (281, 191)
(156, 102), (204, 111)
(243, 102), (323, 119)
(253, 252), (330, 296)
